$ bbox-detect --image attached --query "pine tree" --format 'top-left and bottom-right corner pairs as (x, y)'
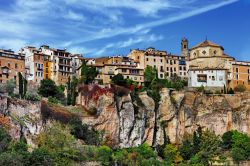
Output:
(18, 72), (23, 98)
(71, 76), (78, 106)
(67, 77), (71, 105)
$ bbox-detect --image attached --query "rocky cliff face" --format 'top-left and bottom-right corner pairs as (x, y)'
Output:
(77, 85), (250, 147)
(1, 85), (250, 149)
(0, 94), (42, 148)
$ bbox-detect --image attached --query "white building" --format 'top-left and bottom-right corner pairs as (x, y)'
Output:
(188, 68), (227, 88)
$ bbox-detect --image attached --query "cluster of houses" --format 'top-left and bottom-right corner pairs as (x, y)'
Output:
(0, 38), (249, 91)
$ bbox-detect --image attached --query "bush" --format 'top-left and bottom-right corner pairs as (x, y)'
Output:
(196, 85), (205, 92)
(25, 89), (40, 101)
(163, 144), (183, 164)
(6, 79), (16, 96)
(48, 96), (59, 104)
(0, 152), (23, 166)
(0, 127), (11, 153)
(97, 145), (113, 166)
(228, 88), (234, 94)
(29, 147), (54, 166)
(234, 84), (246, 92)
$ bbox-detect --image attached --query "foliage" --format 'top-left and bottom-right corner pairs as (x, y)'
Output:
(0, 127), (11, 153)
(48, 96), (59, 104)
(144, 66), (158, 87)
(69, 117), (102, 145)
(29, 147), (54, 166)
(38, 79), (58, 97)
(79, 60), (98, 84)
(163, 144), (183, 164)
(111, 73), (127, 86)
(6, 79), (16, 96)
(234, 84), (246, 92)
(230, 130), (250, 164)
(18, 72), (23, 98)
(180, 139), (194, 160)
(197, 85), (205, 92)
(25, 89), (41, 101)
(37, 121), (80, 165)
(97, 145), (113, 166)
(221, 131), (233, 150)
(0, 152), (24, 166)
(228, 88), (234, 94)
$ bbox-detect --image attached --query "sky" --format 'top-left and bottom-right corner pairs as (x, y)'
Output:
(0, 0), (249, 60)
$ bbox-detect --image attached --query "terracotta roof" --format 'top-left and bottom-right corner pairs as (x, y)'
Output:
(190, 40), (224, 50)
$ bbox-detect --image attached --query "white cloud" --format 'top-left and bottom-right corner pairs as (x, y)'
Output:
(68, 0), (239, 46)
(64, 10), (85, 21)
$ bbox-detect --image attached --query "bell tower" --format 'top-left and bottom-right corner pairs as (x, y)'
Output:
(181, 37), (188, 57)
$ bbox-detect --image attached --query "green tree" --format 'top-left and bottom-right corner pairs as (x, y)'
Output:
(0, 152), (23, 166)
(0, 127), (11, 153)
(37, 121), (80, 165)
(97, 145), (113, 166)
(221, 131), (233, 149)
(230, 130), (250, 164)
(163, 144), (183, 164)
(144, 65), (158, 88)
(180, 139), (194, 160)
(66, 77), (71, 105)
(6, 79), (16, 96)
(29, 147), (54, 166)
(79, 60), (98, 84)
(38, 79), (58, 97)
(111, 73), (127, 86)
(18, 72), (23, 98)
(71, 76), (78, 106)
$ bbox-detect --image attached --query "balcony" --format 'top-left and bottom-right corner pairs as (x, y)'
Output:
(108, 71), (114, 74)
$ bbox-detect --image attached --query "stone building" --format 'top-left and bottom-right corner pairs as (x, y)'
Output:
(230, 61), (250, 90)
(0, 49), (25, 84)
(188, 40), (235, 89)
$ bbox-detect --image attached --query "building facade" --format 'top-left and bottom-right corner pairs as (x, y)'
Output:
(0, 49), (25, 84)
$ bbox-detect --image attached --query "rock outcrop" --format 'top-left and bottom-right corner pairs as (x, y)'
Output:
(1, 85), (250, 148)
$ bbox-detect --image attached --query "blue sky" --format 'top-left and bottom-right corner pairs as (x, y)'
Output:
(0, 0), (249, 60)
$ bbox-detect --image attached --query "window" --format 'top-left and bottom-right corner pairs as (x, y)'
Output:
(160, 59), (163, 63)
(166, 72), (169, 76)
(160, 66), (163, 71)
(15, 63), (18, 69)
(110, 76), (112, 79)
(146, 58), (149, 61)
(122, 69), (127, 73)
(134, 77), (137, 80)
(212, 76), (215, 81)
(174, 60), (176, 64)
(8, 63), (10, 68)
(179, 66), (182, 70)
(166, 60), (168, 64)
(166, 67), (169, 71)
(184, 45), (187, 49)
(160, 74), (163, 78)
(154, 65), (156, 68)
(214, 50), (217, 55)
(184, 67), (186, 71)
(202, 50), (206, 55)
(197, 74), (207, 82)
(137, 56), (140, 60)
(236, 68), (238, 73)
(127, 76), (129, 79)
(236, 74), (239, 80)
(180, 72), (182, 75)
(154, 59), (156, 62)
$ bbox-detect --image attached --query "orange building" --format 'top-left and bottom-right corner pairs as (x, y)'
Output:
(0, 49), (25, 84)
(229, 61), (250, 91)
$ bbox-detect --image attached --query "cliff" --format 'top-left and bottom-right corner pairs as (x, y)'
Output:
(1, 85), (250, 149)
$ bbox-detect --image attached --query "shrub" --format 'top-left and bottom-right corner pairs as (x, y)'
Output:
(6, 79), (16, 96)
(221, 131), (233, 149)
(0, 127), (11, 153)
(163, 144), (183, 164)
(38, 79), (58, 97)
(48, 96), (59, 104)
(197, 85), (205, 92)
(97, 145), (113, 166)
(234, 84), (246, 92)
(25, 89), (40, 101)
(29, 147), (54, 166)
(0, 152), (23, 166)
(228, 88), (234, 94)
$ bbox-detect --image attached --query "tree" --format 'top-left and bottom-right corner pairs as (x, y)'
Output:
(6, 79), (16, 96)
(67, 77), (71, 105)
(111, 74), (127, 86)
(0, 127), (11, 153)
(180, 139), (194, 160)
(18, 72), (23, 98)
(71, 76), (78, 106)
(79, 60), (98, 84)
(234, 84), (246, 92)
(97, 145), (113, 166)
(144, 66), (158, 88)
(163, 144), (183, 164)
(230, 130), (250, 164)
(38, 79), (58, 97)
(221, 131), (233, 149)
(37, 121), (80, 165)
(29, 147), (54, 166)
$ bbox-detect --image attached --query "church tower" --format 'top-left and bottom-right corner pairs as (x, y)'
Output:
(181, 37), (189, 57)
